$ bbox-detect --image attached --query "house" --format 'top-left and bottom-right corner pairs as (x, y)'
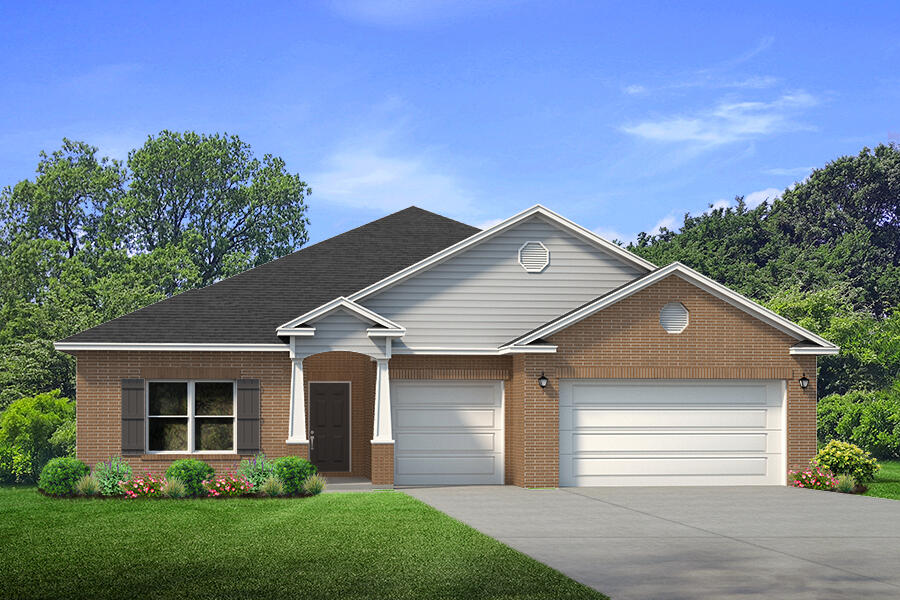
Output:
(55, 205), (838, 487)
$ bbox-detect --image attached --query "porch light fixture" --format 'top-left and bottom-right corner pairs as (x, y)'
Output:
(538, 372), (548, 388)
(799, 374), (809, 389)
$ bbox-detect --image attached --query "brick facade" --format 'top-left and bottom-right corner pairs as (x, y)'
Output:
(71, 274), (818, 488)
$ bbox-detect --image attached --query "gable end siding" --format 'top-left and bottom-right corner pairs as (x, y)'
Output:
(362, 216), (645, 349)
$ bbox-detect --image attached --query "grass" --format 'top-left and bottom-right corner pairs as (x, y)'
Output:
(0, 486), (605, 600)
(864, 460), (900, 500)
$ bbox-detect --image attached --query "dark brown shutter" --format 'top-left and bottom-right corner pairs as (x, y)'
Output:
(236, 379), (261, 453)
(121, 379), (145, 452)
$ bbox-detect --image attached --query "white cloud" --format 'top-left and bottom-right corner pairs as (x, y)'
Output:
(763, 166), (814, 176)
(328, 0), (510, 27)
(623, 84), (646, 95)
(594, 227), (633, 245)
(309, 139), (479, 219)
(650, 215), (678, 235)
(622, 91), (817, 147)
(743, 187), (781, 208)
(710, 199), (732, 211)
(475, 217), (505, 230)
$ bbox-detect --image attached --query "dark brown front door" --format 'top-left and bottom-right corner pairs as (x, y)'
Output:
(309, 382), (350, 472)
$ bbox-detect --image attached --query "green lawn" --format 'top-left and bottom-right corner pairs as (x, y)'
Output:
(0, 486), (605, 600)
(864, 460), (900, 500)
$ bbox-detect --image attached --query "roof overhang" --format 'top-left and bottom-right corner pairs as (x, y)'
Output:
(53, 342), (290, 352)
(502, 262), (840, 353)
(347, 204), (656, 303)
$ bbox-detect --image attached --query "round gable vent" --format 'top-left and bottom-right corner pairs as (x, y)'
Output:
(660, 302), (689, 333)
(519, 241), (550, 273)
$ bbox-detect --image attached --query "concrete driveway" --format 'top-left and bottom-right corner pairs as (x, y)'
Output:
(405, 486), (900, 600)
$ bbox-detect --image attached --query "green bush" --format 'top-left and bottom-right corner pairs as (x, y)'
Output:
(813, 440), (880, 482)
(74, 473), (100, 496)
(238, 454), (275, 490)
(273, 456), (316, 495)
(0, 390), (75, 482)
(94, 457), (133, 496)
(301, 473), (326, 496)
(258, 475), (284, 497)
(817, 390), (900, 458)
(165, 459), (215, 497)
(39, 457), (89, 496)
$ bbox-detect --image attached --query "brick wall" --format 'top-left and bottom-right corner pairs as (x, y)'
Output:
(509, 274), (818, 487)
(370, 443), (394, 485)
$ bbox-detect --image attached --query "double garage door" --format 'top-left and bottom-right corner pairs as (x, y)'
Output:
(390, 379), (784, 486)
(392, 381), (504, 486)
(560, 380), (786, 486)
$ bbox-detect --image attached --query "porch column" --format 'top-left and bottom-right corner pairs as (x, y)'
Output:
(286, 356), (308, 444)
(372, 358), (393, 443)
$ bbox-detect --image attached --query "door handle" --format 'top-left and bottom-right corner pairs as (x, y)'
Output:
(309, 430), (315, 452)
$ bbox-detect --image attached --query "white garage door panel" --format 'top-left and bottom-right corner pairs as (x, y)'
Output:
(570, 432), (769, 453)
(393, 381), (503, 485)
(395, 408), (496, 428)
(570, 408), (767, 429)
(560, 380), (785, 486)
(397, 432), (498, 452)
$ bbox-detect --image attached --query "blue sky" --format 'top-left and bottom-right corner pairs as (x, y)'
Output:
(2, 1), (899, 244)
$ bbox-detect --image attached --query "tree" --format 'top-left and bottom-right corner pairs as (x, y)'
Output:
(0, 340), (75, 413)
(0, 390), (74, 482)
(118, 131), (310, 284)
(0, 139), (125, 258)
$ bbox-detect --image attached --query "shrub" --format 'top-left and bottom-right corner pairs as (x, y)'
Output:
(94, 457), (133, 496)
(204, 472), (253, 497)
(273, 456), (316, 495)
(835, 474), (857, 494)
(120, 473), (166, 498)
(0, 390), (75, 483)
(301, 473), (326, 496)
(74, 474), (100, 496)
(258, 475), (284, 497)
(814, 440), (880, 482)
(165, 459), (215, 497)
(161, 477), (187, 499)
(789, 465), (838, 491)
(38, 457), (89, 496)
(238, 454), (275, 490)
(817, 389), (900, 459)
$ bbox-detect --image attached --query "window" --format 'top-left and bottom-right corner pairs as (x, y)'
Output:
(147, 381), (235, 453)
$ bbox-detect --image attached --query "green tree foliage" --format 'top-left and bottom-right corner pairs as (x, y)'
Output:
(0, 390), (75, 482)
(119, 131), (311, 284)
(0, 132), (309, 412)
(630, 143), (900, 396)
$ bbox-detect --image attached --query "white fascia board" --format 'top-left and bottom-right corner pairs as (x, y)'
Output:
(54, 342), (290, 352)
(276, 296), (403, 331)
(347, 205), (656, 303)
(275, 327), (317, 337)
(388, 345), (557, 356)
(790, 346), (840, 355)
(505, 262), (839, 351)
(366, 328), (406, 338)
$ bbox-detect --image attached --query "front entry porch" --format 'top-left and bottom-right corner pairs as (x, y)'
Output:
(285, 350), (395, 485)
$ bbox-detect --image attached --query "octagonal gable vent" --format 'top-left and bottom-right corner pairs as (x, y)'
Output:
(518, 241), (550, 273)
(660, 302), (689, 333)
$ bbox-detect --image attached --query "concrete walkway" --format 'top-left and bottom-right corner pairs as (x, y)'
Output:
(405, 486), (900, 600)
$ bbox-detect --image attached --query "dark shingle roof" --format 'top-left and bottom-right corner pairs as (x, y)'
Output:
(60, 207), (479, 345)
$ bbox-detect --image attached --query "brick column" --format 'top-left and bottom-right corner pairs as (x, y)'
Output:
(787, 355), (818, 478)
(370, 442), (394, 485)
(522, 354), (560, 488)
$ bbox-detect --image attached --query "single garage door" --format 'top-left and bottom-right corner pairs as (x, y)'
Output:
(559, 380), (785, 486)
(392, 381), (504, 485)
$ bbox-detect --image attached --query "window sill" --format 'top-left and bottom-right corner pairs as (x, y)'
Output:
(129, 453), (250, 461)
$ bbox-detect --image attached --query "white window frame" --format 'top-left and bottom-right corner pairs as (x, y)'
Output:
(145, 380), (237, 454)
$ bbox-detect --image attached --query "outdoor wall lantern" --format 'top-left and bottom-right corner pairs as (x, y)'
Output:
(538, 372), (549, 388)
(799, 374), (809, 389)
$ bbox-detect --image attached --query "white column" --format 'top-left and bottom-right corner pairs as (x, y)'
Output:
(286, 356), (308, 444)
(372, 358), (393, 443)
